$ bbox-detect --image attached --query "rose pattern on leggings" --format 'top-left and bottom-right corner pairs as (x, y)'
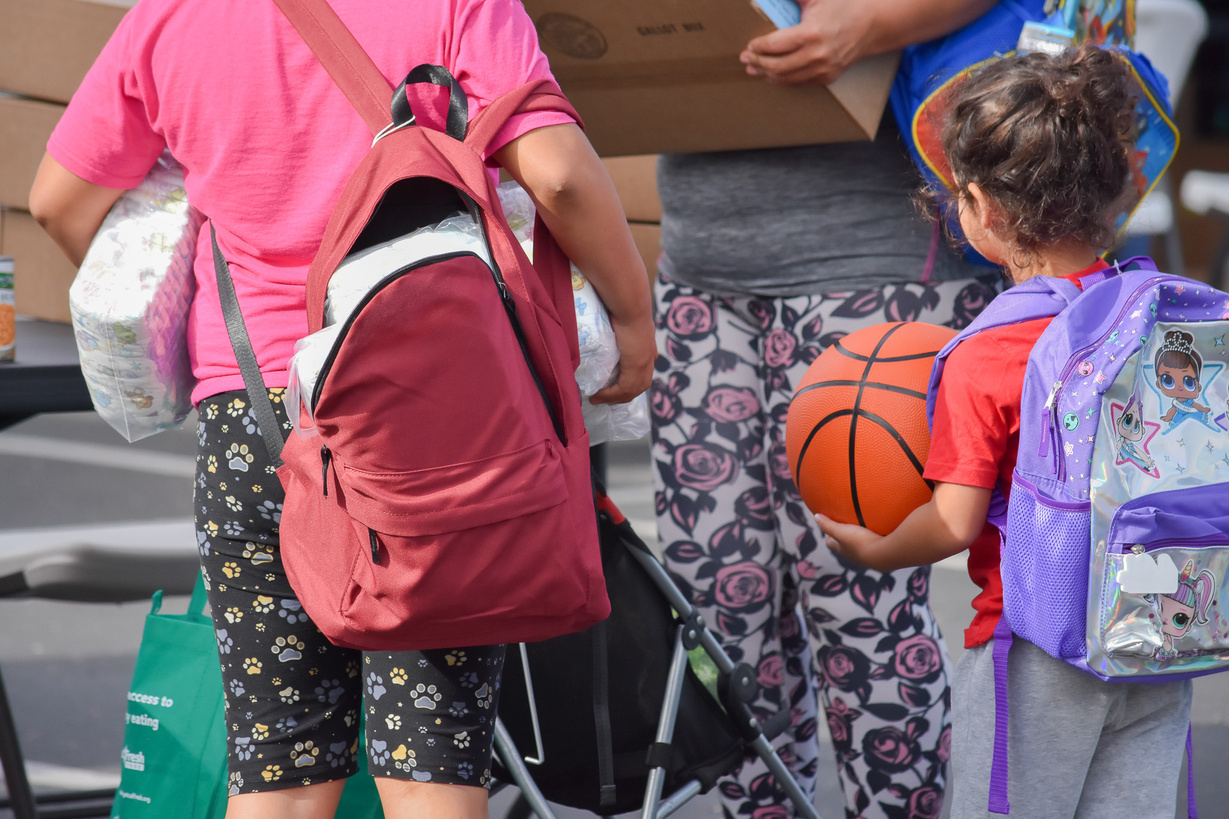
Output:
(652, 274), (998, 818)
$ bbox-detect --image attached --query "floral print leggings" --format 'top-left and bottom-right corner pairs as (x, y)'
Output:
(195, 390), (504, 796)
(651, 273), (1000, 818)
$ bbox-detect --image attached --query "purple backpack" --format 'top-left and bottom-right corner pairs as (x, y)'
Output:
(928, 257), (1229, 814)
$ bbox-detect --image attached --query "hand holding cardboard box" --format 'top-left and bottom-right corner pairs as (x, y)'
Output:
(522, 0), (900, 156)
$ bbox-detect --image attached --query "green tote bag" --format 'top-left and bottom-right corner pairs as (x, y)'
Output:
(111, 574), (227, 818)
(112, 574), (384, 818)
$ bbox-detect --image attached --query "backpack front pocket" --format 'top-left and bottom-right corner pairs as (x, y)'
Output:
(324, 437), (601, 650)
(1100, 484), (1229, 665)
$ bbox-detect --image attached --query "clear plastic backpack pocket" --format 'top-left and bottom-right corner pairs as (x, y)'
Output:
(1101, 484), (1229, 664)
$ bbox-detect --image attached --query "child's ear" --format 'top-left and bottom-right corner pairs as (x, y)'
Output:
(965, 182), (995, 232)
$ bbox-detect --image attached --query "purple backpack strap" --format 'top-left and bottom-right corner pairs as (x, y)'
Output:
(926, 277), (1074, 428)
(988, 614), (1015, 814)
(925, 257), (1150, 429)
(1186, 723), (1198, 819)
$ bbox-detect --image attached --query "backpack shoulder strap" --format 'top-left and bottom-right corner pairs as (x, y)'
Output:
(462, 80), (585, 359)
(465, 79), (584, 158)
(926, 276), (1076, 427)
(272, 0), (394, 134)
(924, 256), (1153, 426)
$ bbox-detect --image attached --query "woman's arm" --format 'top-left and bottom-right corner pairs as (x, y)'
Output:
(494, 122), (656, 406)
(817, 481), (992, 572)
(29, 153), (125, 267)
(741, 0), (999, 85)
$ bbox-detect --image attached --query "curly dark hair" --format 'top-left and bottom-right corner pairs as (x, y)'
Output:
(939, 43), (1139, 254)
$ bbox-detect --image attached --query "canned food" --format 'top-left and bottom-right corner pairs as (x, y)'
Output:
(0, 256), (14, 362)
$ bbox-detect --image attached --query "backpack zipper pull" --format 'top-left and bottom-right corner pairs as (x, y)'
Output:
(321, 445), (332, 497)
(1043, 380), (1062, 411)
(368, 528), (381, 564)
(1039, 381), (1065, 479)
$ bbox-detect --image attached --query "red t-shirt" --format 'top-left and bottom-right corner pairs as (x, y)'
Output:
(924, 261), (1108, 647)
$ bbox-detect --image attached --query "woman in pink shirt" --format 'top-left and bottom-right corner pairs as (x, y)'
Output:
(29, 1), (655, 817)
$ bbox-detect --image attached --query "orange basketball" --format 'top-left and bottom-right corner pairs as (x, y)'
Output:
(785, 321), (957, 535)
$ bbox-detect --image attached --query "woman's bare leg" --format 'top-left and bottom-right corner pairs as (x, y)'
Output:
(224, 779), (347, 819)
(375, 778), (490, 819)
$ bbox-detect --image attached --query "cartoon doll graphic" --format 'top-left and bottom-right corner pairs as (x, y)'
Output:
(1113, 392), (1156, 473)
(1151, 559), (1216, 659)
(1155, 330), (1213, 432)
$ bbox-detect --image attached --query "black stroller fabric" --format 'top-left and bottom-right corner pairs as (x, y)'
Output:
(493, 487), (746, 815)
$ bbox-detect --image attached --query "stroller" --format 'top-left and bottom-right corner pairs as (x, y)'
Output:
(491, 481), (822, 819)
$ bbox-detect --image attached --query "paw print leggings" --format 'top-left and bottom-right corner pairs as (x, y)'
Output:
(195, 390), (505, 796)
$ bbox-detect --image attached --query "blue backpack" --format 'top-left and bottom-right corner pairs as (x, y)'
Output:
(890, 0), (1177, 242)
(928, 257), (1229, 814)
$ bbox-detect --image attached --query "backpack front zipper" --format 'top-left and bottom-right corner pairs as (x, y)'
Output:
(310, 250), (562, 442)
(320, 445), (332, 497)
(1038, 275), (1179, 482)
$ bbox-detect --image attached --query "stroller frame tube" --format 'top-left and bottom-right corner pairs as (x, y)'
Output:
(495, 718), (560, 819)
(623, 536), (822, 819)
(639, 624), (691, 818)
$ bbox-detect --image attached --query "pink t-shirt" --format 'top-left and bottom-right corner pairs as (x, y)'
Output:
(49, 0), (573, 404)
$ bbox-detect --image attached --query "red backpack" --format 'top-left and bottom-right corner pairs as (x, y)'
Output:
(214, 0), (608, 650)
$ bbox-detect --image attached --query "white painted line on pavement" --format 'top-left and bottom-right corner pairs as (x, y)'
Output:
(23, 760), (120, 791)
(0, 434), (195, 478)
(0, 517), (196, 558)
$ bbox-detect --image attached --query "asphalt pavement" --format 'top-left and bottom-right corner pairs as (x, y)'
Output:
(1, 411), (1227, 818)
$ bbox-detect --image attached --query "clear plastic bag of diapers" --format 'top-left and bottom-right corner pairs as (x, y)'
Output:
(69, 151), (204, 442)
(285, 210), (491, 434)
(496, 181), (648, 444)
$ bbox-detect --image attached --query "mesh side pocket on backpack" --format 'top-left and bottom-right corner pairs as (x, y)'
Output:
(1002, 473), (1092, 660)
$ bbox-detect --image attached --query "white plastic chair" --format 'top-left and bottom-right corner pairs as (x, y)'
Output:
(1180, 170), (1229, 289)
(1120, 0), (1210, 276)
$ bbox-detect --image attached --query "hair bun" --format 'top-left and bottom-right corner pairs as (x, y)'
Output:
(939, 42), (1140, 254)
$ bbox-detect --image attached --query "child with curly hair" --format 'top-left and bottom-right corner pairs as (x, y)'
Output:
(818, 44), (1193, 817)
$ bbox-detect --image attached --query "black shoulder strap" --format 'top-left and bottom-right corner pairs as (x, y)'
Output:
(591, 618), (616, 808)
(212, 225), (286, 466)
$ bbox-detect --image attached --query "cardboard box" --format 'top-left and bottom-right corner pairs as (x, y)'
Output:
(2, 208), (77, 323)
(0, 0), (135, 104)
(524, 0), (900, 156)
(0, 96), (66, 210)
(602, 155), (660, 223)
(628, 221), (661, 283)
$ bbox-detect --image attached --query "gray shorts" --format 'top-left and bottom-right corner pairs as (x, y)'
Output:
(948, 637), (1192, 819)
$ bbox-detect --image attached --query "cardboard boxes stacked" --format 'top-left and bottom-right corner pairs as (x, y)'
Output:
(601, 155), (662, 285)
(0, 0), (134, 323)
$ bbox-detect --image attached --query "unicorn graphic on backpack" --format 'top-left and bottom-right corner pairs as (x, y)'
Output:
(1150, 559), (1218, 660)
